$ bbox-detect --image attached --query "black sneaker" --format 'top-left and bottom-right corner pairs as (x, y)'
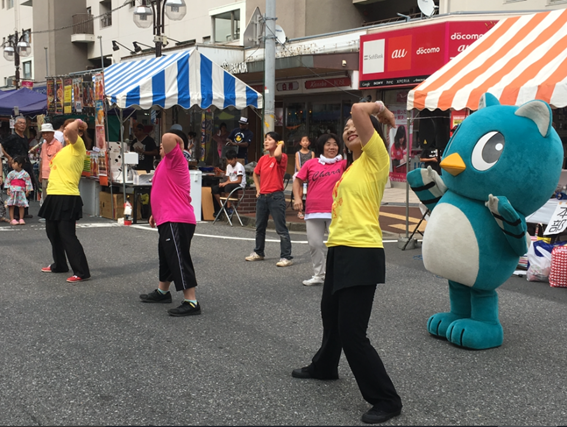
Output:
(168, 301), (201, 317)
(140, 289), (172, 303)
(361, 406), (401, 424)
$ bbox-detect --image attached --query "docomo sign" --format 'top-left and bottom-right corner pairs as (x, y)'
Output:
(359, 20), (497, 88)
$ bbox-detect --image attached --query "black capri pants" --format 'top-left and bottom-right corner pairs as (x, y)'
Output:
(157, 222), (198, 292)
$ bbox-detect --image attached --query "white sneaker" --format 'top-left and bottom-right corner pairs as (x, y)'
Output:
(245, 252), (265, 261)
(302, 276), (324, 286)
(276, 258), (293, 267)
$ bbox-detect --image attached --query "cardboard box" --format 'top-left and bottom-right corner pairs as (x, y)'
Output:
(99, 191), (142, 220)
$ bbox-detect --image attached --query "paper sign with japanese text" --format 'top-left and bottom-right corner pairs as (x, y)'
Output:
(544, 201), (567, 236)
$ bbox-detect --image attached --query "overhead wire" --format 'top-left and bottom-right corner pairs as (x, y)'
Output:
(30, 1), (131, 35)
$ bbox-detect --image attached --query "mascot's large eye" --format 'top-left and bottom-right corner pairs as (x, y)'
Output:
(471, 131), (505, 171)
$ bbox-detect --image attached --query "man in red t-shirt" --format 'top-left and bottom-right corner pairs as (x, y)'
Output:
(245, 131), (293, 266)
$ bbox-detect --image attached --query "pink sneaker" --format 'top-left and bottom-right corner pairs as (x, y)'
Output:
(67, 275), (90, 283)
(19, 219), (25, 225)
(10, 219), (18, 225)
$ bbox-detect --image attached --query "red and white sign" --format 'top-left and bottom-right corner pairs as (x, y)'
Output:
(277, 81), (299, 91)
(305, 77), (351, 90)
(360, 20), (497, 89)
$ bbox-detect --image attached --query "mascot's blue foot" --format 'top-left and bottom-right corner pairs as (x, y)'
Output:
(427, 312), (465, 338)
(446, 319), (503, 350)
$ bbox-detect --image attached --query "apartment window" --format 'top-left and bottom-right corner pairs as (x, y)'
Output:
(2, 0), (5, 9)
(212, 9), (241, 43)
(23, 61), (32, 79)
(100, 0), (112, 28)
(7, 0), (13, 9)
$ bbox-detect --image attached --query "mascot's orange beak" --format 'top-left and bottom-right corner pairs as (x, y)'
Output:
(440, 153), (466, 176)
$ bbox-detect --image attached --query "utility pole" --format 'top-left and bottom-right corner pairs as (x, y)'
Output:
(263, 0), (276, 136)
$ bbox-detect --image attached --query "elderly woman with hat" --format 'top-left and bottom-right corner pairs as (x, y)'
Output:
(38, 122), (63, 205)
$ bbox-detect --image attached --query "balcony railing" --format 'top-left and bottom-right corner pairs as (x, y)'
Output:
(72, 13), (94, 35)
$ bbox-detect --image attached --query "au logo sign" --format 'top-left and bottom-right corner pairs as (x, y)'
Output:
(391, 49), (407, 59)
(387, 35), (412, 72)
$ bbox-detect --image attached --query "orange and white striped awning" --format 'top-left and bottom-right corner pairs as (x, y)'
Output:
(408, 9), (567, 111)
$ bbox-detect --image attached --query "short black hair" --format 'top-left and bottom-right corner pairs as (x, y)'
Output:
(225, 149), (237, 160)
(188, 131), (197, 138)
(52, 117), (65, 129)
(315, 133), (341, 157)
(12, 155), (26, 165)
(135, 124), (145, 131)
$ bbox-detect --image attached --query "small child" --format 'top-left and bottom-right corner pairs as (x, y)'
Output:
(294, 135), (314, 219)
(4, 156), (33, 225)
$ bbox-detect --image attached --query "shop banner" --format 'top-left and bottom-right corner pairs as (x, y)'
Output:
(93, 73), (108, 185)
(450, 110), (469, 135)
(387, 105), (411, 183)
(73, 78), (83, 113)
(64, 78), (73, 114)
(359, 20), (497, 89)
(55, 78), (64, 114)
(46, 78), (55, 113)
(82, 74), (94, 115)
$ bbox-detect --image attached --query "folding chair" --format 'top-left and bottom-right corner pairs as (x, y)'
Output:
(213, 185), (247, 226)
(283, 173), (294, 209)
(402, 203), (430, 250)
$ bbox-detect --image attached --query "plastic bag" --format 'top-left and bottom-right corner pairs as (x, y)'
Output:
(526, 240), (554, 282)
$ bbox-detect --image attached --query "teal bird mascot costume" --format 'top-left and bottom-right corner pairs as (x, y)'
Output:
(407, 93), (564, 350)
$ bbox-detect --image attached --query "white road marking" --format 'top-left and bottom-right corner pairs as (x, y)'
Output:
(0, 221), (400, 245)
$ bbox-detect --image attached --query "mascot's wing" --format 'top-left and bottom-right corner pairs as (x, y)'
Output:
(486, 194), (529, 257)
(407, 166), (447, 212)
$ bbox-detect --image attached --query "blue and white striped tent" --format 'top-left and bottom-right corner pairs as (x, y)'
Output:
(104, 50), (262, 110)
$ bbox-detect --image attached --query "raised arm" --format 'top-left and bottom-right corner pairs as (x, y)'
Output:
(64, 119), (87, 145)
(351, 101), (395, 147)
(274, 140), (284, 162)
(162, 133), (181, 155)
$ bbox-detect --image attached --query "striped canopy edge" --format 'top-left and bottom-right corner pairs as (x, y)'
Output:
(407, 9), (567, 111)
(104, 50), (262, 110)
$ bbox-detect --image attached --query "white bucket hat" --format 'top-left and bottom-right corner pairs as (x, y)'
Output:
(40, 123), (55, 133)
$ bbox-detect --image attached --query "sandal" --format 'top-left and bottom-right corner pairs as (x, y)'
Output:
(297, 212), (304, 219)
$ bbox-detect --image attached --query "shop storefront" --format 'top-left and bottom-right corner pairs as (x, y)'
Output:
(359, 19), (497, 184)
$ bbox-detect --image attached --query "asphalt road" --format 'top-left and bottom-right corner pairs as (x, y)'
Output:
(1, 210), (567, 426)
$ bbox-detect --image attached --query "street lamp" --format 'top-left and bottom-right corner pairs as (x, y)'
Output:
(2, 29), (31, 88)
(132, 0), (187, 57)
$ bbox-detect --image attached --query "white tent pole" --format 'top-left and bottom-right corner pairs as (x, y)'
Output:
(405, 111), (412, 239)
(120, 109), (126, 203)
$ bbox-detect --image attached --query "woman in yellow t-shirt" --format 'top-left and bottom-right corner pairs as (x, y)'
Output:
(38, 119), (90, 284)
(291, 101), (402, 425)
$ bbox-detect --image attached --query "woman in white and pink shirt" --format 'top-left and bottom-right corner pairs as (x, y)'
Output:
(293, 133), (346, 286)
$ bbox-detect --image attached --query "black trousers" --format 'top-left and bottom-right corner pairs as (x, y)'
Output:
(309, 279), (402, 411)
(46, 219), (90, 278)
(158, 222), (198, 292)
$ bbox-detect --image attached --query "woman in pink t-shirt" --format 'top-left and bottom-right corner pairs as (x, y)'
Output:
(293, 133), (346, 286)
(139, 133), (201, 317)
